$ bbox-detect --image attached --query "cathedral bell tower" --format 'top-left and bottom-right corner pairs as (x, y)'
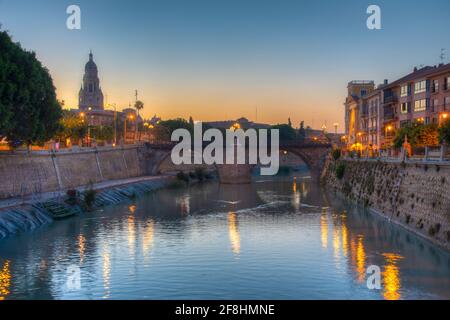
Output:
(78, 51), (104, 111)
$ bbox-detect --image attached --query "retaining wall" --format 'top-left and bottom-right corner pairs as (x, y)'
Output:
(0, 146), (146, 199)
(321, 158), (450, 250)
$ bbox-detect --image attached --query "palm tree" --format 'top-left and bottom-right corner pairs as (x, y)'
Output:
(134, 100), (144, 141)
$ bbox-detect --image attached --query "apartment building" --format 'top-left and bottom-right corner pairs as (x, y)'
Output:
(344, 81), (375, 149)
(345, 62), (450, 153)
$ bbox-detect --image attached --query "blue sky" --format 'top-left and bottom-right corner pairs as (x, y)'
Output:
(1, 0), (449, 129)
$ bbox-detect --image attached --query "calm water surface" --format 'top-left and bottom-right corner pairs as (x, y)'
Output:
(0, 174), (449, 300)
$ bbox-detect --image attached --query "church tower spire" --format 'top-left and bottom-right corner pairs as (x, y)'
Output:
(78, 51), (104, 111)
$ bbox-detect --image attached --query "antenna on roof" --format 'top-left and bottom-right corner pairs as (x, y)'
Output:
(440, 48), (446, 64)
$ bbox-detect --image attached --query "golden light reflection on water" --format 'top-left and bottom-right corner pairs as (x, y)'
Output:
(102, 245), (111, 299)
(382, 253), (403, 300)
(128, 215), (136, 253)
(356, 235), (366, 283)
(0, 260), (11, 300)
(228, 212), (240, 255)
(333, 227), (341, 261)
(341, 214), (348, 258)
(292, 178), (300, 211)
(78, 234), (86, 264)
(320, 211), (328, 249)
(143, 220), (155, 259)
(292, 177), (297, 193)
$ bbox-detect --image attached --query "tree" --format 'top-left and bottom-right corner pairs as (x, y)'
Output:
(414, 123), (439, 147)
(0, 30), (62, 148)
(271, 124), (296, 141)
(92, 125), (114, 142)
(393, 125), (415, 149)
(57, 110), (87, 144)
(134, 100), (144, 115)
(159, 118), (193, 136)
(189, 116), (194, 128)
(134, 100), (144, 141)
(298, 121), (306, 141)
(288, 117), (292, 128)
(438, 119), (450, 145)
(394, 123), (439, 149)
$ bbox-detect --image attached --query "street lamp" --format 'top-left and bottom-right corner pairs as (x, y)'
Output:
(108, 103), (117, 147)
(333, 123), (339, 134)
(124, 113), (136, 145)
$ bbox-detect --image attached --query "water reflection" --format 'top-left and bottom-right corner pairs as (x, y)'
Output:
(102, 244), (111, 299)
(320, 211), (328, 249)
(0, 260), (11, 300)
(341, 213), (348, 258)
(142, 220), (154, 259)
(78, 234), (86, 264)
(0, 176), (448, 299)
(382, 253), (403, 300)
(228, 212), (241, 255)
(356, 235), (366, 283)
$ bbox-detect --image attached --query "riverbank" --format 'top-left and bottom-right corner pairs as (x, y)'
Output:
(0, 175), (174, 239)
(321, 157), (450, 251)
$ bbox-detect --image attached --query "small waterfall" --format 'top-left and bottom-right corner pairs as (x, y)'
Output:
(0, 177), (171, 239)
(0, 208), (53, 239)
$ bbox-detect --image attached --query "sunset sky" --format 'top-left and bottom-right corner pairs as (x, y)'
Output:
(1, 0), (450, 130)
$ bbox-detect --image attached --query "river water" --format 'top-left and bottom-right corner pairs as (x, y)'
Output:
(0, 173), (449, 300)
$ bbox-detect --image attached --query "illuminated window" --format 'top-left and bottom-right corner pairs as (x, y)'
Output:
(414, 99), (427, 112)
(400, 85), (409, 97)
(414, 80), (427, 94)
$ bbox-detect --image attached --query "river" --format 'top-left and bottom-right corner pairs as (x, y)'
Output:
(0, 173), (449, 300)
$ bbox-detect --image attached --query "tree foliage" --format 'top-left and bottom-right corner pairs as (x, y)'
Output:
(0, 30), (62, 147)
(159, 118), (193, 135)
(57, 110), (87, 142)
(91, 125), (114, 142)
(271, 124), (296, 141)
(393, 123), (439, 148)
(438, 119), (450, 145)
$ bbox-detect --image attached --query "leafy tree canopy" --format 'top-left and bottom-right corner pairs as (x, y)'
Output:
(393, 123), (439, 148)
(0, 30), (62, 147)
(439, 119), (450, 145)
(271, 123), (296, 141)
(57, 110), (87, 142)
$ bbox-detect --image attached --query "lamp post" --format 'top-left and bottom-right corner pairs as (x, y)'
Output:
(333, 123), (339, 134)
(124, 113), (135, 145)
(109, 103), (117, 146)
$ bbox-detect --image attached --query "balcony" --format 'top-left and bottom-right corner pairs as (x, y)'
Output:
(383, 95), (398, 105)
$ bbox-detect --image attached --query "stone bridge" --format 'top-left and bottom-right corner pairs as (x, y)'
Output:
(139, 141), (332, 184)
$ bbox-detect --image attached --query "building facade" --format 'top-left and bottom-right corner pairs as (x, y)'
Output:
(345, 63), (450, 154)
(344, 81), (375, 150)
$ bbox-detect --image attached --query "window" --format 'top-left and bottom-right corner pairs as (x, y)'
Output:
(361, 89), (367, 97)
(89, 83), (93, 93)
(432, 99), (438, 112)
(401, 102), (409, 114)
(445, 97), (450, 110)
(400, 85), (408, 97)
(414, 99), (427, 112)
(414, 80), (427, 94)
(445, 77), (450, 90)
(432, 80), (439, 93)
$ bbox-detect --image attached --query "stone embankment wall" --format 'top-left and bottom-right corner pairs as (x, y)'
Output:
(322, 158), (450, 250)
(0, 146), (149, 200)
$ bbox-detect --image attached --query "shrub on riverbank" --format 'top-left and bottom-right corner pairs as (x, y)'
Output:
(335, 163), (346, 180)
(176, 171), (190, 183)
(83, 186), (97, 211)
(195, 167), (206, 182)
(332, 148), (341, 161)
